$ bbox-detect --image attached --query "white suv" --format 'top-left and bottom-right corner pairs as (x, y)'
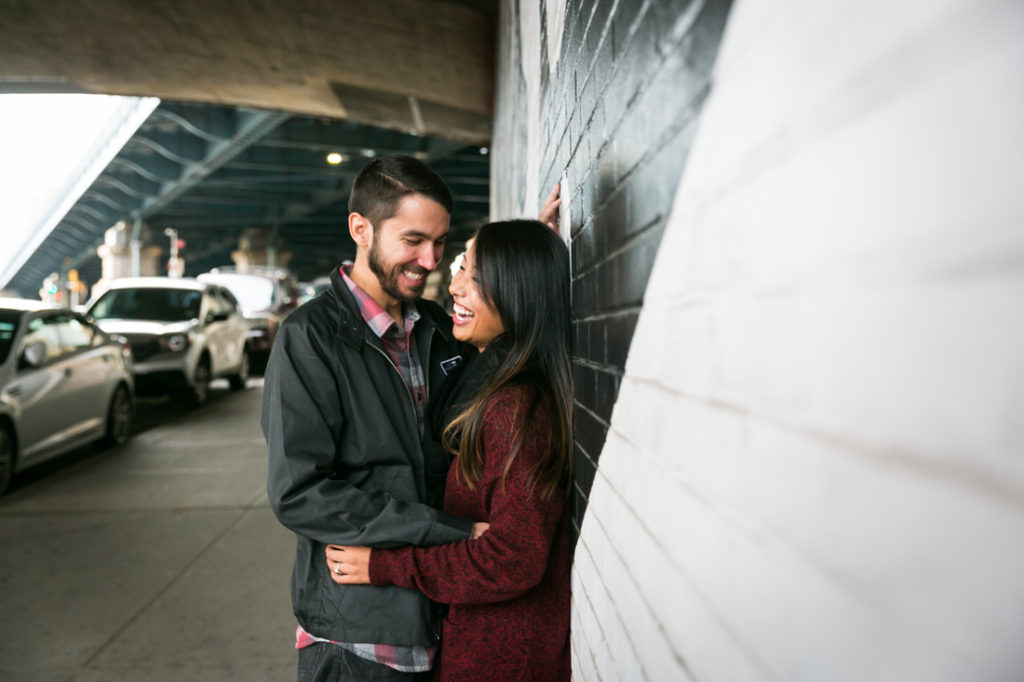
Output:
(85, 277), (251, 406)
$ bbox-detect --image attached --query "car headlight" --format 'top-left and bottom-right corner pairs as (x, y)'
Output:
(110, 334), (134, 360)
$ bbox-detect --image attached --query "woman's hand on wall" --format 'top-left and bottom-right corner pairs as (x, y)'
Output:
(539, 183), (561, 233)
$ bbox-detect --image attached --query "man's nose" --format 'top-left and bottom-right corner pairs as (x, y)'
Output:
(417, 245), (438, 271)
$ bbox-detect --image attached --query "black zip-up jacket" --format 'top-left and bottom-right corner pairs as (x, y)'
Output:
(262, 266), (473, 646)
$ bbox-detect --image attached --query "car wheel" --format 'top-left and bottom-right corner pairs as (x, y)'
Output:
(229, 349), (250, 391)
(0, 425), (15, 496)
(186, 359), (211, 407)
(102, 385), (133, 446)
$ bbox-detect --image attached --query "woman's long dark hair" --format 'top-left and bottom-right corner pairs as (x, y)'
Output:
(443, 219), (573, 500)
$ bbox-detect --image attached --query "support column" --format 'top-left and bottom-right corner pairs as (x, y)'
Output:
(231, 227), (292, 271)
(96, 220), (161, 290)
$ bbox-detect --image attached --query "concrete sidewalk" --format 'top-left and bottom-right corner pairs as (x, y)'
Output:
(0, 380), (297, 681)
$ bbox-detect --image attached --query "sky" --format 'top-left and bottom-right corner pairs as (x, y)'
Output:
(0, 94), (150, 288)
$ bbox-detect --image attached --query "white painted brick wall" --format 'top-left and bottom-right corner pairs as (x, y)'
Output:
(573, 0), (1024, 680)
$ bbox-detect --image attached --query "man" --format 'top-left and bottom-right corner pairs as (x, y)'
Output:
(262, 156), (476, 681)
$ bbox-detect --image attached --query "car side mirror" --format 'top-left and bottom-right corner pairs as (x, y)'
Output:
(20, 341), (47, 369)
(206, 311), (230, 323)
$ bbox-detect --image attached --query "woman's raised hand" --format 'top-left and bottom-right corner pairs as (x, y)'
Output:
(538, 183), (561, 234)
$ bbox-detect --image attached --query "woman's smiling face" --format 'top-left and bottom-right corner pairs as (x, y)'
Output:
(449, 241), (506, 352)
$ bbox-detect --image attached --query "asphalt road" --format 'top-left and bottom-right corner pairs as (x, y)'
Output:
(0, 378), (297, 681)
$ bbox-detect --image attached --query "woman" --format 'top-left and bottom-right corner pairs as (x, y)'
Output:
(326, 219), (573, 680)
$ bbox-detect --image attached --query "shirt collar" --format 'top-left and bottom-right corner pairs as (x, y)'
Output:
(339, 263), (419, 339)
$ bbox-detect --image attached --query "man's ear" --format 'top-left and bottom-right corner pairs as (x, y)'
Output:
(349, 212), (373, 248)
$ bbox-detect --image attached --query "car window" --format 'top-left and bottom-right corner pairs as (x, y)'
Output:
(57, 315), (100, 350)
(86, 318), (106, 346)
(90, 287), (203, 322)
(0, 310), (23, 364)
(216, 288), (240, 314)
(219, 287), (241, 312)
(204, 291), (221, 316)
(204, 291), (220, 315)
(19, 315), (66, 363)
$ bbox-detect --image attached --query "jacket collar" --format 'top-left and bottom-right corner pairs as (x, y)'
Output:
(327, 264), (455, 349)
(329, 265), (367, 348)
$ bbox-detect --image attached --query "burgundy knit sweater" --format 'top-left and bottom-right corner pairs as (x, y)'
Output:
(368, 384), (571, 681)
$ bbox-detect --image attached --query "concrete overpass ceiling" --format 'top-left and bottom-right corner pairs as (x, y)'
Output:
(4, 101), (491, 296)
(1, 0), (496, 296)
(0, 0), (497, 144)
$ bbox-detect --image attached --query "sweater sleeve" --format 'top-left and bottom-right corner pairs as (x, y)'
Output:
(368, 387), (564, 605)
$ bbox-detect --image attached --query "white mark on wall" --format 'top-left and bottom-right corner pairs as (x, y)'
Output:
(519, 0), (541, 216)
(547, 0), (567, 74)
(559, 172), (571, 248)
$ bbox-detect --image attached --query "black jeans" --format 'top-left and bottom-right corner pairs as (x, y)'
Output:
(298, 643), (432, 682)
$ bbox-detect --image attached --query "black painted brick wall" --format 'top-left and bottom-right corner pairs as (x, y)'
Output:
(531, 0), (733, 540)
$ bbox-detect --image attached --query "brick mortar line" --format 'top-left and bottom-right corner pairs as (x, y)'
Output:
(625, 375), (1024, 509)
(569, 213), (664, 279)
(571, 543), (621, 682)
(590, 435), (984, 674)
(572, 358), (624, 375)
(557, 21), (713, 202)
(582, 464), (775, 681)
(574, 516), (656, 682)
(573, 306), (643, 323)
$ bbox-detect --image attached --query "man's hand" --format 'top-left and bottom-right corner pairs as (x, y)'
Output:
(471, 522), (491, 539)
(326, 545), (371, 584)
(538, 183), (562, 233)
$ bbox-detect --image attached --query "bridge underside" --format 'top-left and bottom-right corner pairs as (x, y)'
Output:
(0, 0), (495, 143)
(0, 0), (496, 295)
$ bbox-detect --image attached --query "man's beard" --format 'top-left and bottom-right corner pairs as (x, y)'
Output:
(368, 235), (429, 302)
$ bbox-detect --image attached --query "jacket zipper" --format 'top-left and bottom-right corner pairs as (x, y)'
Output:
(366, 341), (418, 426)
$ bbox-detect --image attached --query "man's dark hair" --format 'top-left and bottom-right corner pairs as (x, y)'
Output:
(348, 155), (454, 228)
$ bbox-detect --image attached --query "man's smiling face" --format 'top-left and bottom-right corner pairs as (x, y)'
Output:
(368, 193), (450, 302)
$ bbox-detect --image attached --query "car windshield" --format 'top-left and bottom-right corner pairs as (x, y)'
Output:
(0, 310), (23, 363)
(203, 275), (274, 313)
(90, 287), (203, 322)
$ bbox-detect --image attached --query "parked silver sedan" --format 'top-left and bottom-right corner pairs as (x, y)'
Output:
(0, 298), (135, 495)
